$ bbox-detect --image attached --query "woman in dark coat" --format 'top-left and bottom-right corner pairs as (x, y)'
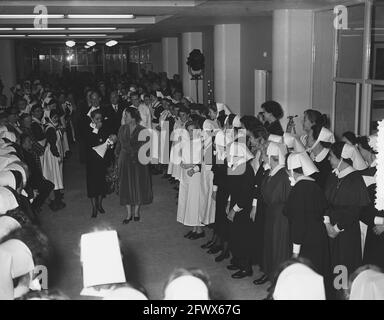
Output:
(116, 107), (153, 224)
(255, 141), (291, 285)
(85, 109), (115, 218)
(357, 136), (384, 270)
(261, 101), (284, 136)
(324, 142), (370, 297)
(284, 152), (330, 277)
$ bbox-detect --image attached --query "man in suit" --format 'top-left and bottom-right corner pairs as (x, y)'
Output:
(103, 91), (124, 135)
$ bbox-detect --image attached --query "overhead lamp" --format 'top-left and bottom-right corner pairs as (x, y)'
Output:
(0, 34), (26, 37)
(0, 28), (13, 31)
(86, 41), (96, 47)
(28, 34), (66, 37)
(66, 40), (76, 47)
(105, 40), (118, 47)
(68, 27), (116, 31)
(0, 14), (64, 19)
(15, 27), (66, 31)
(84, 45), (90, 49)
(69, 34), (107, 37)
(67, 14), (134, 19)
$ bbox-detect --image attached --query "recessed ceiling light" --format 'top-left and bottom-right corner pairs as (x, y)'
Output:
(67, 14), (134, 19)
(68, 27), (117, 31)
(106, 40), (118, 47)
(86, 41), (96, 47)
(66, 40), (76, 47)
(0, 14), (64, 19)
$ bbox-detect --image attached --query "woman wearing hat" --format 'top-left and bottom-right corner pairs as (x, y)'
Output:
(261, 101), (284, 136)
(42, 109), (65, 211)
(357, 136), (384, 270)
(324, 142), (370, 297)
(254, 141), (291, 285)
(284, 152), (330, 278)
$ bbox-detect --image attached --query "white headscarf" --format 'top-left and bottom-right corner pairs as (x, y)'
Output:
(0, 171), (16, 189)
(350, 269), (384, 300)
(164, 275), (209, 300)
(273, 263), (326, 300)
(227, 141), (254, 169)
(0, 186), (18, 214)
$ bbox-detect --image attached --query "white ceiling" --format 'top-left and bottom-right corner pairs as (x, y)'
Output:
(0, 0), (365, 41)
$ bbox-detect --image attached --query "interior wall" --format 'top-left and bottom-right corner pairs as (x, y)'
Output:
(202, 27), (214, 106)
(312, 9), (335, 120)
(240, 17), (273, 116)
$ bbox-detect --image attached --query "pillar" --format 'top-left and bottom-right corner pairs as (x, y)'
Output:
(214, 24), (241, 114)
(272, 10), (314, 135)
(162, 37), (179, 78)
(0, 40), (17, 100)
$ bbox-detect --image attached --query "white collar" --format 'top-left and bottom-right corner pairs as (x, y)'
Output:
(337, 165), (355, 179)
(270, 164), (285, 177)
(314, 148), (329, 163)
(87, 106), (100, 118)
(296, 175), (315, 183)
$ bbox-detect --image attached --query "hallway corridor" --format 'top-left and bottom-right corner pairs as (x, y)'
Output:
(39, 148), (268, 300)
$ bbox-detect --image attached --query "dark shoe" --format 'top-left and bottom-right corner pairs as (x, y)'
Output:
(207, 245), (222, 254)
(97, 204), (105, 214)
(253, 275), (269, 285)
(189, 232), (205, 240)
(201, 240), (214, 249)
(227, 264), (240, 271)
(134, 216), (140, 222)
(232, 269), (253, 279)
(215, 251), (230, 262)
(56, 200), (66, 210)
(184, 231), (194, 238)
(123, 217), (133, 224)
(48, 201), (59, 212)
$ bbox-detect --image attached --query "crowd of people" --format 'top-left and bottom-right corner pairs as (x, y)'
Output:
(0, 68), (383, 300)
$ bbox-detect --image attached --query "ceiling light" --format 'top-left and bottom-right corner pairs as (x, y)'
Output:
(28, 34), (66, 37)
(68, 27), (116, 31)
(0, 34), (26, 37)
(84, 45), (90, 49)
(0, 14), (64, 19)
(106, 40), (118, 47)
(16, 27), (66, 31)
(67, 14), (134, 19)
(86, 41), (96, 47)
(69, 34), (107, 37)
(66, 40), (76, 47)
(0, 28), (13, 31)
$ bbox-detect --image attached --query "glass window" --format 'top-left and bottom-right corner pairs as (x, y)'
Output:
(370, 1), (384, 80)
(336, 4), (365, 79)
(370, 84), (384, 133)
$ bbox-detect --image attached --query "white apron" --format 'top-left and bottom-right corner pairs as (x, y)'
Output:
(176, 137), (203, 227)
(42, 124), (64, 190)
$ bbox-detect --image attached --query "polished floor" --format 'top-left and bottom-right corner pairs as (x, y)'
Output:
(39, 146), (268, 300)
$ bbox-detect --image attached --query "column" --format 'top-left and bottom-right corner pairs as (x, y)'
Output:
(0, 40), (17, 100)
(272, 10), (314, 135)
(214, 24), (241, 114)
(181, 32), (203, 103)
(162, 37), (179, 78)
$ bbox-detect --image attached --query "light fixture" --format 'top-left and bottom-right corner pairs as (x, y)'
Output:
(68, 27), (116, 31)
(105, 40), (118, 47)
(69, 34), (107, 37)
(66, 54), (74, 62)
(84, 45), (90, 49)
(28, 34), (66, 37)
(66, 40), (76, 47)
(0, 34), (26, 37)
(86, 41), (96, 47)
(67, 14), (134, 19)
(0, 14), (64, 19)
(0, 28), (13, 31)
(15, 27), (66, 31)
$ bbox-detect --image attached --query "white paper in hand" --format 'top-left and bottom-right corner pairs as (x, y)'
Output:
(80, 230), (126, 295)
(92, 141), (109, 158)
